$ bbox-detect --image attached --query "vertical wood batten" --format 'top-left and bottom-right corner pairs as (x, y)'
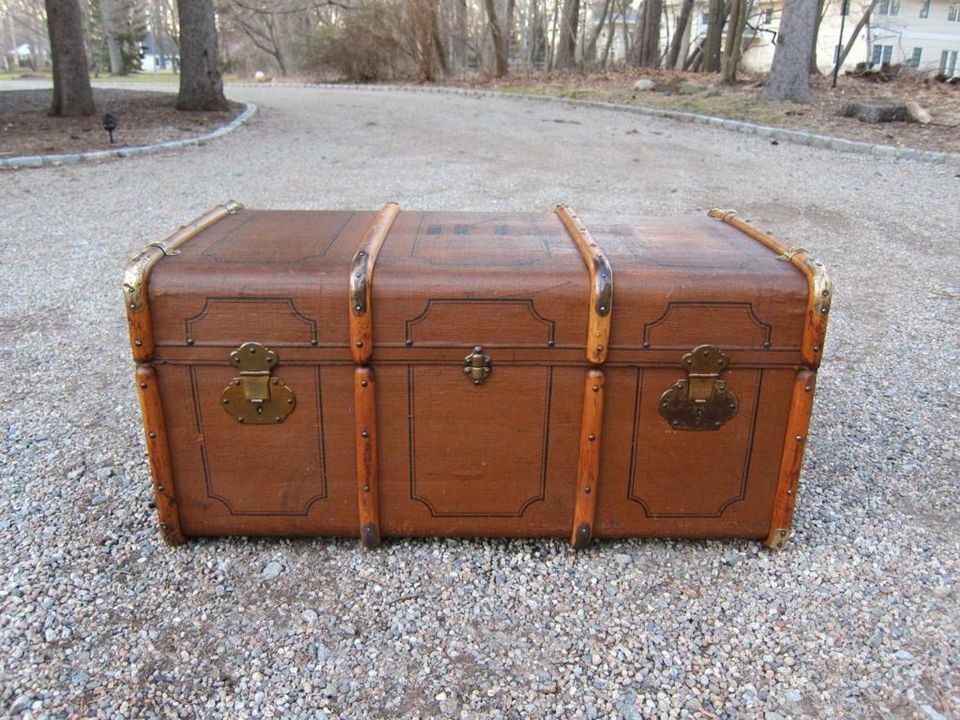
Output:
(354, 367), (381, 548)
(135, 364), (185, 545)
(764, 369), (817, 549)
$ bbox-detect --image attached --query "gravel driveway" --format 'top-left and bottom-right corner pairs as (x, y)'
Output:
(1, 83), (957, 720)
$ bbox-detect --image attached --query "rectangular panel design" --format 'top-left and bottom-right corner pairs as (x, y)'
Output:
(187, 365), (327, 516)
(407, 364), (552, 517)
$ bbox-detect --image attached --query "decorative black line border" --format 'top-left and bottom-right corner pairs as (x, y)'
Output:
(180, 296), (321, 347)
(410, 214), (553, 267)
(407, 365), (553, 517)
(620, 301), (776, 351)
(189, 365), (328, 516)
(627, 369), (764, 518)
(404, 298), (557, 348)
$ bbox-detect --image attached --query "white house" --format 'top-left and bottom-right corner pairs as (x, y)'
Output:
(596, 0), (960, 76)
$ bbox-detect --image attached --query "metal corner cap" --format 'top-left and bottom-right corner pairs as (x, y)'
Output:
(802, 253), (833, 318)
(123, 245), (165, 312)
(707, 208), (737, 221)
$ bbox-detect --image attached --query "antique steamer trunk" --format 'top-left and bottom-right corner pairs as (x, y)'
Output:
(124, 202), (830, 550)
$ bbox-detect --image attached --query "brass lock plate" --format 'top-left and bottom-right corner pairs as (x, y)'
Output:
(463, 346), (492, 385)
(221, 342), (296, 424)
(659, 345), (738, 431)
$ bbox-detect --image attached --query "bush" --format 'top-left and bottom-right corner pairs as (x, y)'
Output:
(297, 2), (414, 83)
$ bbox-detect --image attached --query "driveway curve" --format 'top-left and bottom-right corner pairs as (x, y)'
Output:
(0, 85), (957, 719)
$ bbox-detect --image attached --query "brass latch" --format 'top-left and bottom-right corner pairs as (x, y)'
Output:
(463, 346), (492, 385)
(221, 342), (296, 424)
(658, 345), (739, 431)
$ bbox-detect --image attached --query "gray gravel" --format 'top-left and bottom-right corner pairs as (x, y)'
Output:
(1, 82), (957, 719)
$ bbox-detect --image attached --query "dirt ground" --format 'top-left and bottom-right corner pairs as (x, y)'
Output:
(0, 87), (244, 157)
(455, 69), (960, 154)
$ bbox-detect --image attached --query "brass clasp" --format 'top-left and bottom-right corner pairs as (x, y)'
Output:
(658, 345), (739, 431)
(221, 342), (296, 424)
(463, 346), (492, 386)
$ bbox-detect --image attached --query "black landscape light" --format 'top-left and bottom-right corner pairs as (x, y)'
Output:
(102, 113), (118, 144)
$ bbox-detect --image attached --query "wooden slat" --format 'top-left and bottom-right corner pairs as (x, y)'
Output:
(354, 366), (381, 548)
(349, 203), (401, 364)
(555, 204), (614, 365)
(708, 209), (832, 369)
(134, 365), (186, 545)
(571, 369), (605, 548)
(764, 369), (817, 549)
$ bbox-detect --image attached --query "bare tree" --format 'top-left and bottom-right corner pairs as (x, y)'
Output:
(553, 0), (578, 68)
(761, 0), (818, 102)
(45, 0), (96, 116)
(833, 0), (879, 71)
(721, 0), (747, 81)
(483, 0), (507, 76)
(176, 0), (229, 110)
(583, 0), (611, 64)
(667, 0), (693, 68)
(702, 0), (726, 72)
(638, 0), (661, 67)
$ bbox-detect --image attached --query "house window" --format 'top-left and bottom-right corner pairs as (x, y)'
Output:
(871, 44), (894, 66)
(919, 0), (930, 17)
(949, 4), (959, 20)
(941, 50), (958, 75)
(909, 47), (922, 66)
(878, 0), (900, 15)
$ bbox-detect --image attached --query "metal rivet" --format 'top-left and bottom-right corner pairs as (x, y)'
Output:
(814, 346), (821, 352)
(139, 382), (147, 389)
(250, 346), (256, 353)
(588, 434), (596, 441)
(592, 385), (600, 392)
(222, 398), (229, 404)
(642, 341), (650, 349)
(361, 430), (369, 438)
(286, 399), (293, 404)
(355, 305), (362, 312)
(310, 339), (318, 346)
(272, 378), (279, 385)
(786, 490), (794, 496)
(804, 386), (812, 392)
(156, 485), (164, 492)
(406, 339), (414, 346)
(360, 379), (368, 387)
(275, 417), (281, 422)
(595, 345), (603, 353)
(134, 339), (143, 347)
(129, 303), (136, 309)
(356, 341), (364, 348)
(148, 432), (156, 439)
(599, 306), (607, 313)
(820, 307), (828, 314)
(763, 341), (770, 349)
(584, 487), (592, 494)
(237, 416), (245, 423)
(233, 379), (240, 385)
(547, 340), (555, 347)
(364, 485), (370, 492)
(796, 435), (804, 442)
(186, 338), (194, 346)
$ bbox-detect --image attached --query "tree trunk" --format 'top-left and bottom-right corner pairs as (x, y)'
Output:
(176, 0), (228, 111)
(101, 0), (125, 75)
(639, 0), (661, 67)
(453, 0), (467, 70)
(702, 0), (726, 72)
(808, 0), (826, 73)
(45, 0), (96, 117)
(667, 0), (694, 68)
(431, 0), (449, 75)
(761, 0), (818, 102)
(483, 0), (508, 77)
(834, 0), (879, 71)
(600, 4), (620, 66)
(584, 0), (612, 64)
(721, 0), (747, 81)
(554, 0), (579, 69)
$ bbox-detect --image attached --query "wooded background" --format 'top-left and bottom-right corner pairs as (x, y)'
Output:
(4, 0), (825, 116)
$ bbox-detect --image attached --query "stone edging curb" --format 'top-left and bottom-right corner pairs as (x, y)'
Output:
(232, 81), (960, 166)
(0, 101), (257, 170)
